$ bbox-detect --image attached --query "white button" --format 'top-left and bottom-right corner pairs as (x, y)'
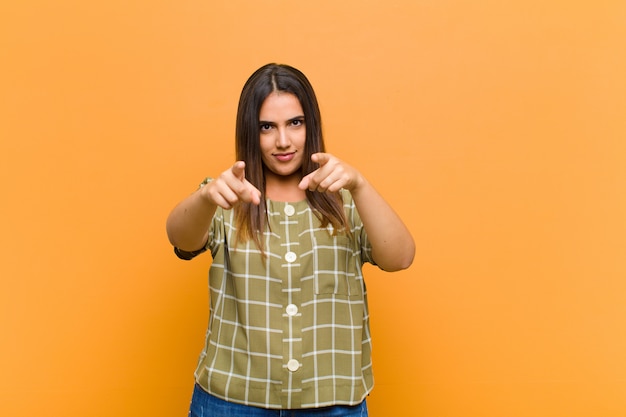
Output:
(286, 304), (298, 316)
(285, 251), (297, 263)
(287, 359), (300, 372)
(284, 204), (295, 216)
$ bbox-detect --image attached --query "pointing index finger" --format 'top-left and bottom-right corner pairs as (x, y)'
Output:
(311, 152), (329, 166)
(231, 161), (246, 180)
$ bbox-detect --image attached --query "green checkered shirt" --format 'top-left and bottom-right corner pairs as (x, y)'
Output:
(191, 189), (376, 409)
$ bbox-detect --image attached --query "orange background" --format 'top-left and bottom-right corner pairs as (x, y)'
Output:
(1, 1), (625, 416)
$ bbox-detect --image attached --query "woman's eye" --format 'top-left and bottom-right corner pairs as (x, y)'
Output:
(291, 119), (304, 127)
(260, 124), (272, 131)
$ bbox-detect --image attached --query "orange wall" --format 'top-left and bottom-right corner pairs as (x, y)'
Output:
(1, 1), (625, 416)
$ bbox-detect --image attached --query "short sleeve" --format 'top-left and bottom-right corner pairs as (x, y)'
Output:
(341, 189), (376, 266)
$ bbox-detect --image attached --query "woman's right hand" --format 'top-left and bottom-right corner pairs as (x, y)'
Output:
(202, 161), (261, 209)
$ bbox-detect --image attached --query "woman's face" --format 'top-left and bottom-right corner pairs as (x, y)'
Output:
(258, 91), (306, 179)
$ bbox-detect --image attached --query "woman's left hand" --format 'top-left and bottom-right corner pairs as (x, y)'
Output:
(298, 153), (363, 193)
(300, 152), (415, 271)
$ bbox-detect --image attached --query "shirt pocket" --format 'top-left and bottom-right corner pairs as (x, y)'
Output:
(312, 234), (361, 296)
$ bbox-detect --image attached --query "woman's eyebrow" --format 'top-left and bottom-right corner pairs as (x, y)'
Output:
(286, 115), (305, 123)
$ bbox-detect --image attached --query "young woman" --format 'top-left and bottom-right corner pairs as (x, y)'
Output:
(166, 64), (415, 416)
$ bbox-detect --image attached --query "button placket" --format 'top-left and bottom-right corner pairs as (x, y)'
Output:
(277, 200), (304, 400)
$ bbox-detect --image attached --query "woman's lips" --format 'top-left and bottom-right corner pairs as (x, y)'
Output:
(274, 152), (296, 162)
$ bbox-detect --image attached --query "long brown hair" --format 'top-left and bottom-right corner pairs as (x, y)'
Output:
(234, 63), (348, 250)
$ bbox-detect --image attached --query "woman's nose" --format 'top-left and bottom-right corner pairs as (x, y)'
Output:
(276, 128), (289, 148)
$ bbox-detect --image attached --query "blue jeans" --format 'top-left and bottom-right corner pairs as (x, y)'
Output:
(188, 384), (368, 417)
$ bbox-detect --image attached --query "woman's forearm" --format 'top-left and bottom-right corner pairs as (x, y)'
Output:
(166, 188), (216, 252)
(350, 178), (415, 271)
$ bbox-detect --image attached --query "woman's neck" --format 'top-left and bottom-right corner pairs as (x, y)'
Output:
(264, 171), (306, 202)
